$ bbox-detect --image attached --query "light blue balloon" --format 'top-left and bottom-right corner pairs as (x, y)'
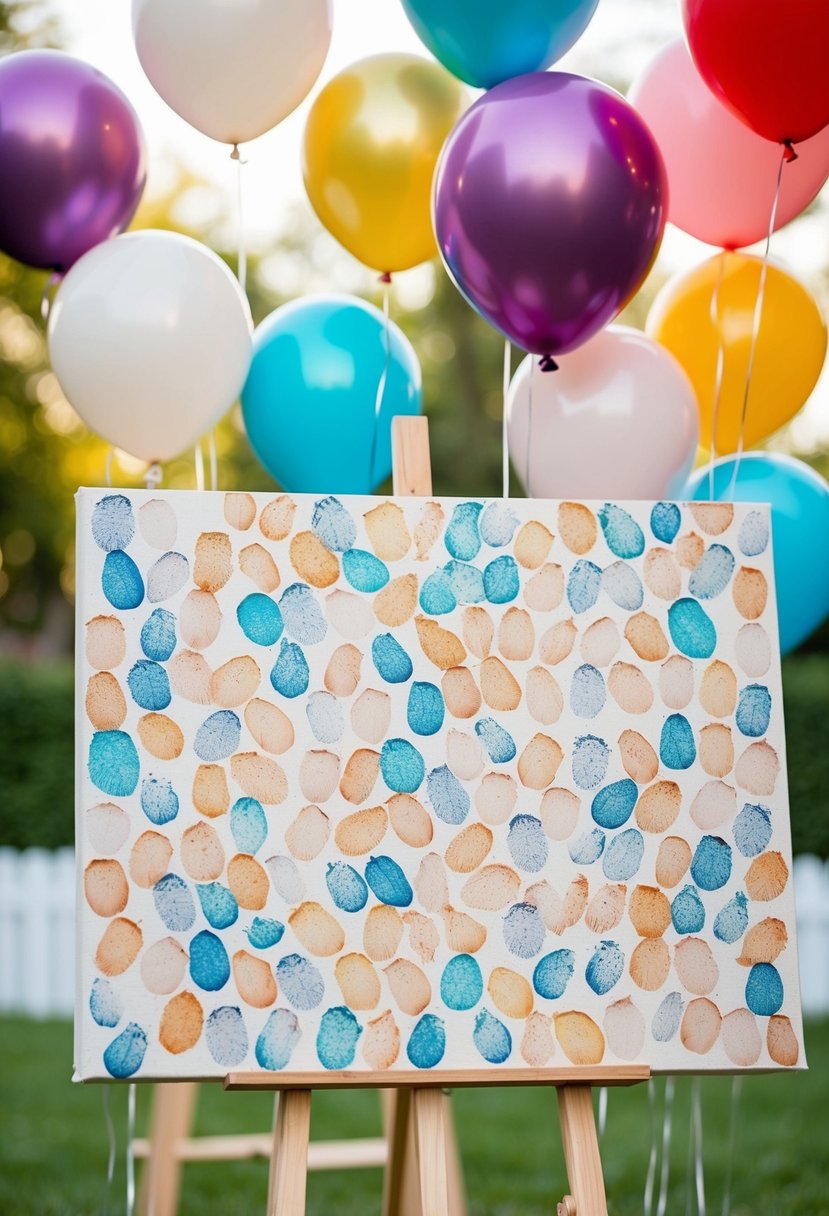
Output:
(684, 453), (829, 654)
(401, 0), (599, 89)
(241, 295), (421, 493)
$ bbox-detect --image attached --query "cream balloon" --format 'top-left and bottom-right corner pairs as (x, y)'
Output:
(132, 0), (332, 145)
(507, 326), (699, 500)
(48, 231), (252, 463)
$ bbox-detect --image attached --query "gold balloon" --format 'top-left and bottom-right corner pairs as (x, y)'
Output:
(303, 53), (468, 274)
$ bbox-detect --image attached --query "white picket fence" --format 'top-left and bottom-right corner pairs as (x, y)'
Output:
(0, 847), (827, 1018)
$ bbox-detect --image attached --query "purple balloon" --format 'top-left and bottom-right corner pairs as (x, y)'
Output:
(0, 50), (146, 272)
(433, 72), (668, 360)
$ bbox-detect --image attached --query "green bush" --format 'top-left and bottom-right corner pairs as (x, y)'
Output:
(1, 655), (827, 857)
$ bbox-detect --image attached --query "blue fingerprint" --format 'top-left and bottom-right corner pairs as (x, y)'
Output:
(736, 685), (771, 738)
(688, 545), (735, 600)
(507, 815), (548, 872)
(90, 977), (122, 1028)
(194, 710), (241, 761)
(585, 941), (624, 995)
(483, 555), (520, 604)
(230, 797), (268, 855)
(407, 1013), (446, 1068)
(153, 874), (195, 932)
(602, 829), (644, 881)
(237, 593), (284, 646)
(205, 1006), (248, 1067)
(146, 552), (189, 603)
(569, 828), (606, 865)
(372, 634), (413, 684)
(102, 551), (144, 610)
(572, 735), (610, 789)
(256, 1009), (301, 1070)
(533, 950), (575, 1000)
(140, 608), (176, 661)
(745, 963), (784, 1016)
(196, 882), (239, 930)
(89, 731), (139, 797)
(440, 955), (483, 1010)
(592, 780), (638, 829)
(444, 560), (485, 604)
(103, 1022), (147, 1078)
(738, 510), (769, 557)
(317, 1006), (361, 1069)
(668, 598), (717, 659)
(599, 504), (645, 558)
(141, 776), (179, 825)
(92, 494), (135, 551)
(279, 583), (327, 645)
(380, 738), (425, 793)
(245, 917), (285, 949)
(570, 664), (607, 718)
(734, 803), (772, 858)
(277, 954), (324, 1010)
(190, 930), (230, 991)
(475, 718), (517, 764)
(503, 902), (545, 958)
(419, 569), (457, 615)
(408, 682), (445, 736)
(306, 692), (344, 745)
(445, 502), (482, 560)
(342, 549), (389, 593)
(479, 501), (519, 546)
(127, 659), (171, 711)
(652, 992), (684, 1042)
(427, 764), (470, 824)
(651, 502), (681, 544)
(660, 714), (697, 770)
(326, 861), (369, 912)
(602, 561), (644, 611)
(474, 1009), (512, 1064)
(311, 495), (357, 552)
(567, 559), (602, 613)
(690, 836), (732, 891)
(671, 885), (705, 935)
(365, 856), (413, 907)
(714, 892), (749, 944)
(270, 640), (309, 698)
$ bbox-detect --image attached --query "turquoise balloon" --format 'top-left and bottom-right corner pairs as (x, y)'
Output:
(684, 453), (829, 654)
(401, 0), (599, 89)
(241, 295), (421, 493)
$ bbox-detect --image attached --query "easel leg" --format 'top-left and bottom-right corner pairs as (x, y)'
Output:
(412, 1089), (450, 1216)
(267, 1089), (312, 1216)
(382, 1088), (420, 1216)
(556, 1086), (608, 1216)
(136, 1081), (198, 1216)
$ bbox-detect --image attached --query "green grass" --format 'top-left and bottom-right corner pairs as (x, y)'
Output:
(1, 1018), (828, 1215)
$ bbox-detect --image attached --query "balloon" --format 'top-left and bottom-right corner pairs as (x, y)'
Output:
(48, 231), (252, 463)
(433, 73), (667, 360)
(241, 295), (422, 494)
(0, 50), (146, 272)
(507, 326), (699, 500)
(684, 453), (829, 654)
(132, 0), (332, 145)
(630, 41), (829, 249)
(400, 0), (599, 89)
(682, 0), (829, 145)
(303, 54), (467, 274)
(647, 253), (827, 454)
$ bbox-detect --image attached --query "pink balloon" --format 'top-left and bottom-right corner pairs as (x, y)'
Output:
(630, 40), (829, 250)
(507, 326), (699, 499)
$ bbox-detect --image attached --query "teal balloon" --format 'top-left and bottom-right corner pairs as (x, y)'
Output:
(684, 453), (829, 654)
(241, 295), (421, 493)
(401, 0), (599, 89)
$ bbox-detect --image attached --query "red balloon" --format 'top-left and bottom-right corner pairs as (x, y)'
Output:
(683, 0), (829, 145)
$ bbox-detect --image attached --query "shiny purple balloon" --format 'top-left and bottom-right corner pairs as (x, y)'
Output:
(0, 50), (146, 272)
(433, 72), (668, 360)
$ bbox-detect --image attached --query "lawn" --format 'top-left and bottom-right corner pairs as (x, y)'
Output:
(1, 1017), (827, 1215)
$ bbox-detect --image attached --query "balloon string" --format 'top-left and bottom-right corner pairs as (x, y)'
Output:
(597, 1086), (608, 1142)
(502, 339), (511, 499)
(643, 1079), (658, 1216)
(40, 272), (60, 323)
(368, 278), (392, 492)
(707, 250), (727, 498)
(232, 144), (248, 295)
(126, 1083), (136, 1216)
(692, 1079), (706, 1216)
(721, 1076), (742, 1216)
(656, 1076), (675, 1216)
(105, 448), (115, 489)
(194, 441), (205, 491)
(208, 430), (219, 491)
(101, 1085), (116, 1216)
(525, 358), (535, 497)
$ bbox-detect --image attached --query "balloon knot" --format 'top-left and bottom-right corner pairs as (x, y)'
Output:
(782, 139), (798, 163)
(144, 462), (163, 490)
(539, 354), (559, 372)
(230, 143), (242, 161)
(378, 272), (392, 284)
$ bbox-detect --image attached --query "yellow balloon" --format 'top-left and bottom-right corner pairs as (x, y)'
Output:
(646, 252), (827, 453)
(303, 53), (468, 274)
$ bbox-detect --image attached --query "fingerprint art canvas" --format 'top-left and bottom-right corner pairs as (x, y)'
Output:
(74, 489), (803, 1080)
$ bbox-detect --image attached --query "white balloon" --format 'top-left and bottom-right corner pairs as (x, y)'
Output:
(48, 231), (252, 463)
(507, 326), (700, 500)
(132, 0), (333, 145)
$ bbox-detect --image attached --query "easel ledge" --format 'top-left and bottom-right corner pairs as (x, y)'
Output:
(224, 1065), (650, 1090)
